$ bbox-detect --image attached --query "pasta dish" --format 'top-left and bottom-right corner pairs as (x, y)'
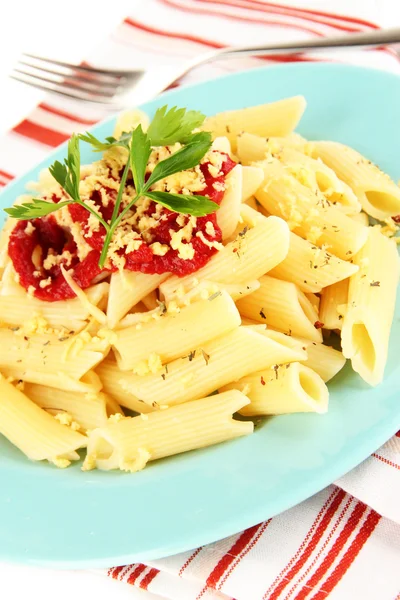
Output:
(0, 98), (398, 472)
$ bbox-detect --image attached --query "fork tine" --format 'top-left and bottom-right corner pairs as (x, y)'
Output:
(18, 59), (121, 89)
(22, 53), (132, 80)
(10, 71), (116, 105)
(14, 64), (118, 97)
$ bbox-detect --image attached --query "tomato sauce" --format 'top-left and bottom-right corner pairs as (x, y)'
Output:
(8, 153), (236, 301)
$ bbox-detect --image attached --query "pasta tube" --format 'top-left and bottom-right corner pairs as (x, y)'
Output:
(24, 384), (122, 431)
(246, 327), (346, 382)
(237, 132), (308, 165)
(277, 147), (361, 215)
(341, 227), (399, 385)
(202, 96), (306, 152)
(83, 390), (253, 472)
(104, 326), (308, 408)
(107, 271), (168, 329)
(236, 275), (323, 342)
(96, 358), (155, 413)
(310, 141), (400, 220)
(241, 166), (264, 202)
(0, 375), (87, 465)
(221, 362), (328, 416)
(217, 164), (243, 239)
(269, 232), (358, 293)
(113, 108), (150, 138)
(160, 215), (290, 302)
(255, 159), (368, 260)
(0, 329), (109, 390)
(113, 291), (241, 371)
(0, 283), (109, 332)
(319, 279), (349, 330)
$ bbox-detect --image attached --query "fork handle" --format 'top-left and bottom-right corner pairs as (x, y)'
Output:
(192, 27), (400, 65)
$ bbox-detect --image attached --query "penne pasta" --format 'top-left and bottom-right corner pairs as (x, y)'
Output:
(243, 196), (259, 211)
(241, 166), (264, 202)
(237, 132), (308, 165)
(310, 141), (400, 220)
(0, 375), (87, 465)
(141, 289), (159, 311)
(113, 291), (241, 371)
(255, 158), (369, 260)
(106, 326), (308, 409)
(351, 212), (370, 226)
(82, 390), (253, 472)
(201, 96), (307, 152)
(251, 328), (346, 382)
(299, 338), (346, 382)
(217, 164), (243, 239)
(107, 271), (168, 329)
(24, 383), (122, 431)
(268, 232), (358, 293)
(95, 358), (155, 413)
(221, 362), (328, 416)
(277, 147), (361, 215)
(319, 279), (349, 331)
(0, 329), (109, 391)
(341, 227), (399, 385)
(0, 283), (109, 332)
(236, 275), (323, 342)
(160, 215), (290, 303)
(175, 279), (260, 306)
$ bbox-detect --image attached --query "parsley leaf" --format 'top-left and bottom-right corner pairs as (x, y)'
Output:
(129, 125), (151, 195)
(145, 191), (219, 217)
(49, 134), (81, 200)
(79, 131), (131, 152)
(147, 105), (206, 146)
(145, 132), (212, 189)
(5, 199), (72, 219)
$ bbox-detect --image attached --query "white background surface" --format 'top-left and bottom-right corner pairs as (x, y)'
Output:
(0, 1), (399, 599)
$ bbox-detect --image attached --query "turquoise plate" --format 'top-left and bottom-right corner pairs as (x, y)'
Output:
(1, 63), (400, 568)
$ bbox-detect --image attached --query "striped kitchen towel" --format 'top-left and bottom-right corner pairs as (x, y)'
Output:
(1, 2), (399, 599)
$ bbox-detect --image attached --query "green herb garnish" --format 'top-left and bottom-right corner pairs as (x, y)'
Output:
(5, 105), (218, 268)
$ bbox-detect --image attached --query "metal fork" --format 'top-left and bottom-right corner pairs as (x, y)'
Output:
(11, 28), (400, 110)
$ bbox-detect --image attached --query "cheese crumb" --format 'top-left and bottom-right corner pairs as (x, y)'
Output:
(24, 222), (35, 235)
(108, 413), (125, 424)
(54, 412), (81, 432)
(51, 456), (71, 469)
(150, 242), (169, 256)
(205, 221), (216, 237)
(133, 352), (163, 376)
(39, 277), (52, 289)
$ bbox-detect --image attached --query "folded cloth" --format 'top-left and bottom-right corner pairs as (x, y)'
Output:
(0, 2), (399, 599)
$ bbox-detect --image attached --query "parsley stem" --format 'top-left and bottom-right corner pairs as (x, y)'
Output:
(110, 159), (131, 226)
(98, 191), (141, 269)
(75, 200), (110, 232)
